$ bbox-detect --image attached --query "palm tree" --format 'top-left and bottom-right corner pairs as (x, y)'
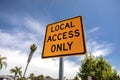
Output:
(29, 73), (35, 80)
(27, 44), (37, 63)
(23, 44), (37, 78)
(0, 55), (7, 70)
(10, 66), (22, 80)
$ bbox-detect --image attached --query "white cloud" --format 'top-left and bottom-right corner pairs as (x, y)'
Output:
(0, 14), (45, 36)
(86, 27), (113, 57)
(87, 27), (99, 34)
(0, 14), (46, 51)
(87, 40), (113, 57)
(0, 30), (35, 51)
(25, 17), (45, 35)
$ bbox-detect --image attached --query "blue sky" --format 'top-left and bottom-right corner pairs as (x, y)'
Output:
(0, 0), (120, 79)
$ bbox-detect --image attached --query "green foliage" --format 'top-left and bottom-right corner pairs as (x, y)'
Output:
(10, 66), (22, 79)
(28, 73), (44, 80)
(30, 44), (37, 52)
(74, 76), (79, 80)
(29, 73), (35, 80)
(18, 77), (26, 80)
(37, 74), (44, 80)
(0, 55), (7, 70)
(95, 56), (112, 80)
(78, 53), (120, 80)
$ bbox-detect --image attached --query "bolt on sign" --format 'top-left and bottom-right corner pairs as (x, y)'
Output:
(42, 16), (87, 58)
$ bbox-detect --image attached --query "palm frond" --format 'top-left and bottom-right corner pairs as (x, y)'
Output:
(0, 64), (3, 70)
(0, 55), (7, 70)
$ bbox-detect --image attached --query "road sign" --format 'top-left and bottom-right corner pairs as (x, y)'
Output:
(42, 16), (87, 58)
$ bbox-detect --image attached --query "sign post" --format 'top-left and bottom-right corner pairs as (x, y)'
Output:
(59, 57), (63, 80)
(88, 76), (92, 80)
(42, 16), (87, 80)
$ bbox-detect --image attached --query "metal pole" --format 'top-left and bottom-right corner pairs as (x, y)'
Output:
(88, 76), (92, 80)
(59, 57), (64, 80)
(23, 51), (34, 78)
(23, 62), (29, 78)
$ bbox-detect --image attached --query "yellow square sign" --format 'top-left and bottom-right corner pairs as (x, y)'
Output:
(42, 16), (87, 58)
